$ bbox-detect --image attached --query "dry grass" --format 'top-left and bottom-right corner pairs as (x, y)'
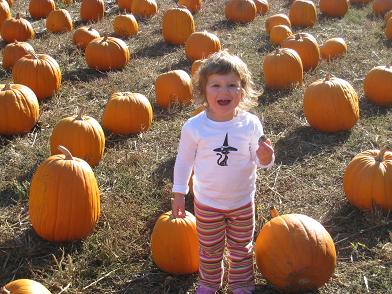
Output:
(0, 0), (391, 293)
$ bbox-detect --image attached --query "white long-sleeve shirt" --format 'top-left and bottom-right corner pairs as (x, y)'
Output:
(172, 110), (274, 210)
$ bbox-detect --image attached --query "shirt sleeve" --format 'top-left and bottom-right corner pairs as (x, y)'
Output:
(172, 123), (197, 194)
(251, 115), (275, 169)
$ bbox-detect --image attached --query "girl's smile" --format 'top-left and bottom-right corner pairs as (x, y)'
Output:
(205, 72), (243, 121)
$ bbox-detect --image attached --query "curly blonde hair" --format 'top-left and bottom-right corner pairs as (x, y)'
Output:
(192, 50), (260, 110)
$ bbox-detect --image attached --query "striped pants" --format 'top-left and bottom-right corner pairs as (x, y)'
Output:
(194, 200), (255, 291)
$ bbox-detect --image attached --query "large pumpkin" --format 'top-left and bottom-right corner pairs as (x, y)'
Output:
(373, 0), (392, 16)
(45, 8), (73, 33)
(179, 0), (202, 14)
(343, 149), (392, 211)
(224, 0), (257, 24)
(320, 37), (347, 61)
(151, 210), (199, 274)
(288, 0), (317, 28)
(102, 92), (153, 134)
(255, 208), (336, 293)
(254, 0), (269, 15)
(185, 31), (221, 62)
(1, 13), (35, 43)
(0, 1), (11, 32)
(29, 0), (55, 19)
(162, 7), (195, 45)
(50, 109), (105, 167)
(319, 0), (349, 17)
(281, 32), (320, 71)
(269, 25), (292, 46)
(155, 69), (192, 109)
(1, 279), (51, 294)
(0, 83), (39, 135)
(262, 48), (303, 89)
(12, 52), (62, 100)
(117, 0), (133, 12)
(2, 41), (34, 70)
(265, 13), (291, 35)
(85, 36), (130, 71)
(304, 74), (359, 132)
(363, 65), (392, 105)
(131, 0), (157, 18)
(113, 13), (138, 38)
(72, 26), (100, 50)
(29, 146), (100, 242)
(80, 0), (104, 22)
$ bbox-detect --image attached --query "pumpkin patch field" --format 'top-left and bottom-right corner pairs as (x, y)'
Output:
(1, 0), (392, 293)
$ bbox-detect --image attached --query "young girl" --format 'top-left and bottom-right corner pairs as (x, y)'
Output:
(171, 50), (274, 294)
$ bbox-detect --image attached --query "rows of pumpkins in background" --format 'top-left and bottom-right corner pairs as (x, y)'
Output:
(1, 0), (392, 293)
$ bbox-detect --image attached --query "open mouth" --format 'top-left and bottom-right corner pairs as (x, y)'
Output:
(217, 100), (231, 105)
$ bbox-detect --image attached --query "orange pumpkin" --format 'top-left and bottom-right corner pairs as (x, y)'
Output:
(113, 13), (138, 37)
(265, 13), (291, 35)
(46, 9), (73, 33)
(185, 31), (221, 62)
(151, 211), (199, 274)
(131, 0), (157, 18)
(304, 74), (359, 132)
(224, 0), (257, 24)
(343, 149), (392, 211)
(85, 36), (130, 71)
(0, 83), (39, 135)
(102, 92), (153, 134)
(2, 41), (34, 70)
(319, 0), (349, 17)
(29, 146), (100, 242)
(254, 0), (269, 15)
(363, 65), (392, 105)
(255, 208), (336, 293)
(1, 13), (35, 43)
(72, 26), (100, 50)
(117, 0), (133, 12)
(155, 69), (192, 109)
(386, 17), (392, 39)
(320, 37), (347, 60)
(29, 0), (56, 19)
(80, 0), (104, 22)
(0, 0), (11, 31)
(50, 109), (105, 167)
(1, 279), (51, 294)
(191, 58), (205, 76)
(281, 32), (320, 71)
(373, 0), (392, 16)
(289, 0), (317, 28)
(269, 24), (292, 45)
(162, 7), (195, 45)
(262, 48), (303, 89)
(178, 0), (202, 14)
(12, 52), (61, 100)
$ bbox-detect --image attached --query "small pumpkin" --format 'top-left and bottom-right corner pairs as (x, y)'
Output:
(46, 9), (73, 33)
(1, 279), (51, 294)
(343, 149), (392, 211)
(178, 0), (202, 14)
(289, 0), (317, 28)
(72, 26), (100, 50)
(191, 58), (205, 76)
(363, 65), (392, 105)
(50, 108), (105, 167)
(113, 13), (138, 38)
(319, 0), (349, 17)
(151, 210), (199, 274)
(162, 6), (195, 45)
(185, 30), (221, 62)
(80, 0), (104, 22)
(373, 0), (392, 16)
(85, 36), (130, 71)
(29, 146), (100, 242)
(0, 83), (39, 135)
(265, 13), (291, 35)
(102, 92), (153, 134)
(131, 0), (158, 18)
(29, 0), (56, 19)
(262, 48), (303, 89)
(155, 69), (192, 109)
(320, 37), (347, 61)
(254, 0), (269, 15)
(117, 0), (133, 12)
(12, 52), (62, 100)
(1, 13), (35, 43)
(224, 0), (257, 24)
(2, 41), (34, 70)
(304, 74), (359, 132)
(255, 207), (336, 293)
(0, 0), (11, 31)
(269, 24), (292, 45)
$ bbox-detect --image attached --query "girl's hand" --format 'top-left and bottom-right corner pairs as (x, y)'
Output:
(171, 193), (186, 218)
(256, 137), (274, 165)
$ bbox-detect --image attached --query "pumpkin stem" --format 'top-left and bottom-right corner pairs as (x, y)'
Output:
(1, 287), (11, 294)
(76, 107), (84, 120)
(375, 149), (387, 162)
(270, 206), (279, 218)
(325, 73), (332, 81)
(2, 83), (11, 91)
(295, 34), (301, 40)
(57, 145), (73, 160)
(101, 36), (108, 43)
(15, 13), (20, 19)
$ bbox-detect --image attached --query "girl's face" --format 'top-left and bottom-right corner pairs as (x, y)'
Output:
(205, 72), (244, 122)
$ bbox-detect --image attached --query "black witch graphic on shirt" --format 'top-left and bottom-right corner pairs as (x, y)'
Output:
(213, 133), (238, 166)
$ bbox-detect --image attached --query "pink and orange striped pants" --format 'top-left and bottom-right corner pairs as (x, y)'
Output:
(194, 200), (255, 291)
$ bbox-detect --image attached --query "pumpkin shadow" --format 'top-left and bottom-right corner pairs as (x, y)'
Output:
(62, 67), (109, 83)
(257, 34), (276, 54)
(133, 40), (178, 59)
(159, 57), (191, 73)
(322, 201), (391, 259)
(258, 87), (299, 106)
(104, 132), (139, 149)
(384, 39), (392, 48)
(0, 229), (84, 284)
(209, 19), (250, 32)
(359, 96), (392, 118)
(274, 126), (351, 165)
